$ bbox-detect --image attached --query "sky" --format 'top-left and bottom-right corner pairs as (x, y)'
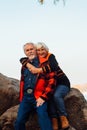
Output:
(0, 0), (87, 86)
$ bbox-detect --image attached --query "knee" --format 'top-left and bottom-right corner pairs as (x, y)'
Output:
(53, 92), (61, 100)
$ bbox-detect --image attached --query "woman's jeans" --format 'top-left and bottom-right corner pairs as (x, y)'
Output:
(14, 95), (53, 130)
(48, 85), (70, 117)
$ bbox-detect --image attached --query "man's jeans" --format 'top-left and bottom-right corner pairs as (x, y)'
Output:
(48, 85), (70, 117)
(14, 95), (53, 130)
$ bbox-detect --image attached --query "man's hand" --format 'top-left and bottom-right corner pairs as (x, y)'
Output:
(36, 97), (45, 107)
(20, 57), (28, 66)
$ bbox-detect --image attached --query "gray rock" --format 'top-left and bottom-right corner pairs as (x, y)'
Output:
(65, 88), (87, 130)
(0, 73), (19, 116)
(0, 73), (87, 130)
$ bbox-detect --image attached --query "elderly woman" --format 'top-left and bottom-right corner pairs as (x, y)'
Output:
(20, 42), (70, 130)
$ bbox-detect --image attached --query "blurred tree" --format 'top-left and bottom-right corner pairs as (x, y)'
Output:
(38, 0), (65, 5)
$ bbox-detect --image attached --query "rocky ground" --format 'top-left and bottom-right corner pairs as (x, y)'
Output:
(0, 73), (87, 130)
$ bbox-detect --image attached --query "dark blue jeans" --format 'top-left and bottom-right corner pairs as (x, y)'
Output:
(14, 95), (53, 130)
(48, 85), (70, 117)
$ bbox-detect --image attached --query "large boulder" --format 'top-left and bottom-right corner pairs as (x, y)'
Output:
(0, 73), (19, 116)
(65, 88), (87, 130)
(0, 105), (75, 130)
(0, 73), (87, 130)
(0, 88), (87, 130)
(0, 105), (40, 130)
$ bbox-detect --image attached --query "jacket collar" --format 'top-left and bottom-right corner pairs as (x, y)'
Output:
(39, 53), (51, 64)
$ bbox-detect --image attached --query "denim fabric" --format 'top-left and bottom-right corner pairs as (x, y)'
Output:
(48, 85), (70, 117)
(14, 95), (53, 130)
(36, 102), (53, 130)
(23, 57), (39, 90)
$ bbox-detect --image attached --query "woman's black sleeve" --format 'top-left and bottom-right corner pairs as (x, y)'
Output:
(48, 54), (59, 71)
(42, 54), (59, 73)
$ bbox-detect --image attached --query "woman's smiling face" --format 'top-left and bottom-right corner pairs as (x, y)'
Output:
(37, 46), (48, 58)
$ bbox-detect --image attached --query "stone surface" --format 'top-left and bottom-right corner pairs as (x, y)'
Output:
(0, 105), (40, 130)
(65, 88), (87, 130)
(0, 73), (19, 116)
(0, 73), (87, 130)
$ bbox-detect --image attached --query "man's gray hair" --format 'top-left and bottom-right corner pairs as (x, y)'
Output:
(36, 42), (49, 51)
(23, 42), (36, 50)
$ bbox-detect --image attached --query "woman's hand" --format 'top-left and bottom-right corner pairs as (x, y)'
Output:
(20, 57), (28, 66)
(26, 63), (43, 74)
(36, 97), (45, 107)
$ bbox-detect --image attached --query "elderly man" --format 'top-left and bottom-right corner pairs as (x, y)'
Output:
(14, 42), (56, 130)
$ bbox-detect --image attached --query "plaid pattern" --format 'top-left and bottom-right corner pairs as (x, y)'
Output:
(19, 54), (57, 101)
(34, 72), (56, 100)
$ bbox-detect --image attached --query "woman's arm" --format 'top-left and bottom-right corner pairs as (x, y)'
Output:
(20, 57), (43, 74)
(20, 54), (59, 74)
(26, 63), (43, 74)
